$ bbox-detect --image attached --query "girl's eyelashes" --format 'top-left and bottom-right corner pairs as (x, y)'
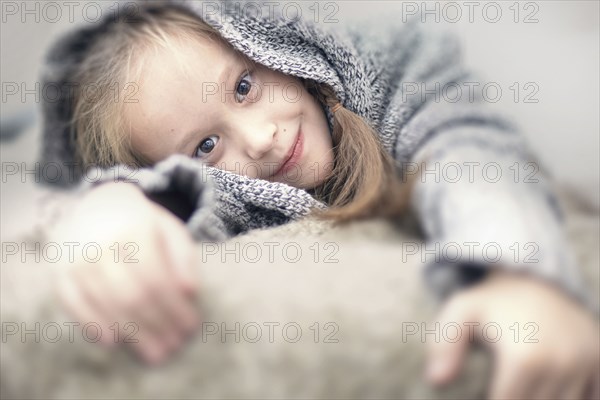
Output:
(193, 135), (219, 159)
(234, 69), (254, 103)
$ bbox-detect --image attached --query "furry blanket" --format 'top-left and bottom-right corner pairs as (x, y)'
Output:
(1, 180), (598, 399)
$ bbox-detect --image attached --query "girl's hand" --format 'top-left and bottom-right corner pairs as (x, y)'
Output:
(425, 269), (600, 399)
(53, 182), (200, 365)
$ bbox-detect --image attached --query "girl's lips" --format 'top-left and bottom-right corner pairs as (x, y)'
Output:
(275, 130), (304, 176)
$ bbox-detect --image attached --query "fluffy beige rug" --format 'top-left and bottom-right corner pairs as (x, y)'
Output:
(1, 183), (598, 399)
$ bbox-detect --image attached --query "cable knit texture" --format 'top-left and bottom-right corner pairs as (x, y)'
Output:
(38, 0), (595, 311)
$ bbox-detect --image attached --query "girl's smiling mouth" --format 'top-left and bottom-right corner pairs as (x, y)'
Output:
(274, 129), (304, 176)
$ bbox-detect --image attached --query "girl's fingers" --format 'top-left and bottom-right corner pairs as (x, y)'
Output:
(153, 284), (200, 335)
(425, 332), (469, 386)
(584, 361), (600, 400)
(101, 257), (146, 315)
(77, 259), (161, 349)
(525, 354), (584, 400)
(488, 356), (533, 400)
(110, 278), (180, 364)
(121, 279), (195, 364)
(57, 274), (113, 347)
(126, 324), (170, 365)
(134, 223), (199, 326)
(425, 295), (476, 386)
(124, 252), (197, 355)
(71, 266), (122, 346)
(138, 273), (199, 352)
(529, 367), (564, 400)
(590, 376), (600, 400)
(57, 274), (100, 324)
(108, 276), (183, 362)
(158, 213), (199, 295)
(559, 368), (589, 400)
(591, 339), (600, 400)
(134, 298), (178, 340)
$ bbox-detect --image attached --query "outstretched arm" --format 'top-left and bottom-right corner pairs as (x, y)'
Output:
(384, 24), (599, 399)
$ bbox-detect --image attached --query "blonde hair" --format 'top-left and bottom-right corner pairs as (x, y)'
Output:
(71, 4), (412, 222)
(72, 4), (227, 167)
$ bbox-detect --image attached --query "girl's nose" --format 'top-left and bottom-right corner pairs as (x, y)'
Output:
(239, 122), (277, 160)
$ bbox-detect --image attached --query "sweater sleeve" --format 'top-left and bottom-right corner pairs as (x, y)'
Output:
(384, 24), (596, 312)
(409, 126), (594, 310)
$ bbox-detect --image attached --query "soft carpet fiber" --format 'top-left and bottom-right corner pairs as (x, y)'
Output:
(1, 181), (598, 399)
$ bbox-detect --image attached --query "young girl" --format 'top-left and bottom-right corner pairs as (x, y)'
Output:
(41, 1), (599, 398)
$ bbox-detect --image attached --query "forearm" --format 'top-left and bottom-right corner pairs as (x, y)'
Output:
(409, 125), (596, 313)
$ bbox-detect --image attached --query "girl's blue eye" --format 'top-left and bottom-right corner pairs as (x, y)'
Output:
(192, 71), (252, 159)
(194, 135), (219, 158)
(235, 71), (253, 102)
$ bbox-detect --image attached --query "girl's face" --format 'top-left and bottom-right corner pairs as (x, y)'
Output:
(125, 35), (334, 189)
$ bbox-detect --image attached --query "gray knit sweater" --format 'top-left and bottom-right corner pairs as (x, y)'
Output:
(39, 0), (594, 310)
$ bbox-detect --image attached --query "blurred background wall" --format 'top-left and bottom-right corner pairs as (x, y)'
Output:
(1, 0), (598, 209)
